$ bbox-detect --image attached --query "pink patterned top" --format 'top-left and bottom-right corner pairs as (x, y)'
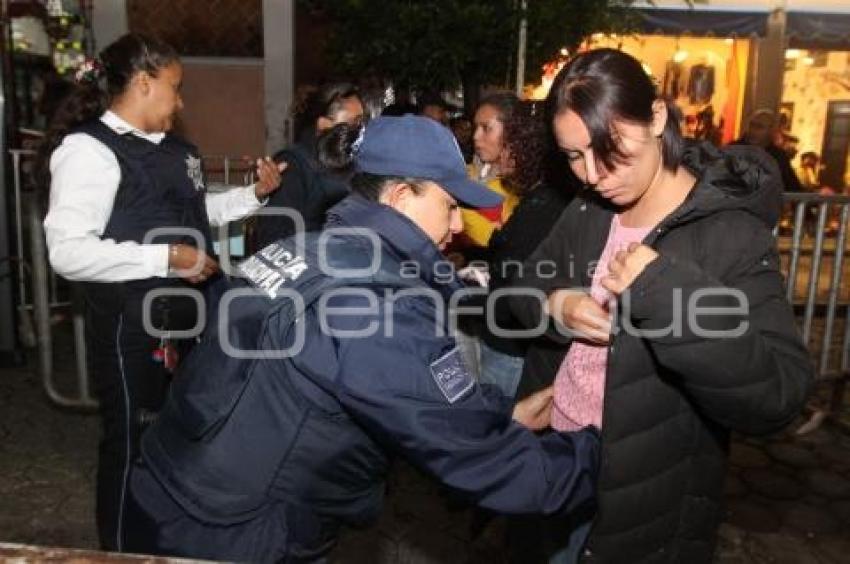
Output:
(551, 214), (653, 432)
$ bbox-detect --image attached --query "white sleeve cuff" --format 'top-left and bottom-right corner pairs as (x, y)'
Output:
(249, 184), (269, 206)
(147, 244), (171, 278)
(205, 185), (265, 226)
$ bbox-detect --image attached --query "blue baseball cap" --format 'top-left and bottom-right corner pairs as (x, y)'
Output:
(354, 115), (502, 208)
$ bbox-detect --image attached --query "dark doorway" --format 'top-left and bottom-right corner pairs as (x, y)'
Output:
(821, 100), (850, 191)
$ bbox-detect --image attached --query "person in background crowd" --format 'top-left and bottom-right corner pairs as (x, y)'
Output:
(796, 150), (842, 236)
(254, 82), (364, 249)
(456, 92), (525, 251)
(461, 96), (575, 399)
(733, 109), (803, 193)
(733, 109), (803, 233)
(797, 151), (823, 192)
(123, 115), (600, 563)
(780, 133), (800, 161)
(37, 33), (283, 551)
(509, 48), (812, 563)
(417, 90), (451, 126)
(380, 94), (418, 117)
(450, 114), (474, 164)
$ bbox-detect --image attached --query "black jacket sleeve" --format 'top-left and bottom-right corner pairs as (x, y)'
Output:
(254, 150), (311, 249)
(626, 213), (813, 435)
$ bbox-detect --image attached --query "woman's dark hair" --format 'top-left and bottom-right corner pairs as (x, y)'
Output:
(476, 92), (546, 196)
(478, 91), (518, 129)
(316, 121), (362, 170)
(546, 48), (684, 173)
(293, 82), (362, 140)
(502, 106), (547, 196)
(350, 173), (425, 202)
(34, 33), (179, 189)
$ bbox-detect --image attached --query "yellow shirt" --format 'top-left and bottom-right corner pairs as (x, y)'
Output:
(460, 173), (520, 247)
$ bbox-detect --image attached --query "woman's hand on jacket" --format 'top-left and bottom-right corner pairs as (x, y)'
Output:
(168, 244), (219, 284)
(546, 289), (611, 344)
(601, 243), (659, 296)
(253, 157), (287, 199)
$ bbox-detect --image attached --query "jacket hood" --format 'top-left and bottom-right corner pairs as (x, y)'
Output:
(676, 141), (783, 229)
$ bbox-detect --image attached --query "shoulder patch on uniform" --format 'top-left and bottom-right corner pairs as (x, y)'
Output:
(429, 347), (474, 404)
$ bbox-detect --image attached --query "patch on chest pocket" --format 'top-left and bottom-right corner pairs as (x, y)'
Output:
(429, 347), (474, 404)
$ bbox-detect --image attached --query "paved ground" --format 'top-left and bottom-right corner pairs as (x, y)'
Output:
(2, 323), (850, 563)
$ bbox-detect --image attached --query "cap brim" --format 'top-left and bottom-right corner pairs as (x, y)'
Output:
(439, 176), (503, 208)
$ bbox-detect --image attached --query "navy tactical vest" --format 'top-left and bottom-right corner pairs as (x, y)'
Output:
(141, 231), (426, 527)
(73, 120), (214, 297)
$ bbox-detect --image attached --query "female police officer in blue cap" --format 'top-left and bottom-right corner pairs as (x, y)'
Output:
(123, 115), (600, 562)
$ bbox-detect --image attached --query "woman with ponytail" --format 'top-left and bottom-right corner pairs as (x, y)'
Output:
(508, 48), (811, 562)
(39, 33), (283, 551)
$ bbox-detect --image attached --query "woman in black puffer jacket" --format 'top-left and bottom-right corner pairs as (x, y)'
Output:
(508, 49), (812, 563)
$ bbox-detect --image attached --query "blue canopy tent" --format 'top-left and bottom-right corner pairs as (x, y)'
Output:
(785, 0), (850, 49)
(631, 0), (850, 48)
(631, 1), (771, 37)
(786, 11), (850, 49)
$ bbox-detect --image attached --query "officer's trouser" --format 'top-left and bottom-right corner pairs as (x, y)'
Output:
(85, 288), (188, 551)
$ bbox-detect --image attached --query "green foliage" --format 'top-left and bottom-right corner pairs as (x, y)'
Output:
(300, 0), (640, 91)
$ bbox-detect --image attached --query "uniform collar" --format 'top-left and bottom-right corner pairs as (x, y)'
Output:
(100, 110), (166, 145)
(326, 195), (464, 297)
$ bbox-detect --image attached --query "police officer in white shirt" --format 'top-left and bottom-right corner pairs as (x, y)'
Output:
(37, 33), (284, 551)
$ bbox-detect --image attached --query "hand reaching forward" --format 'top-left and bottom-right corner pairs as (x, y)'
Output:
(253, 157), (287, 199)
(600, 243), (659, 296)
(512, 386), (554, 431)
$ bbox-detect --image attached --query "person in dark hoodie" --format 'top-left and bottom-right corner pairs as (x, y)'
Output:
(508, 49), (812, 563)
(254, 82), (364, 249)
(123, 115), (600, 563)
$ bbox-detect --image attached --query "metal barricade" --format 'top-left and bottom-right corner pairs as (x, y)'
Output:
(9, 149), (92, 408)
(9, 149), (251, 409)
(779, 192), (850, 431)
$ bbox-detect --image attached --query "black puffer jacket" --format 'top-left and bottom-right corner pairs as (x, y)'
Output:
(510, 142), (813, 563)
(254, 134), (351, 249)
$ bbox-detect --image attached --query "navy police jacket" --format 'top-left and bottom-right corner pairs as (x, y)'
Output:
(140, 194), (599, 542)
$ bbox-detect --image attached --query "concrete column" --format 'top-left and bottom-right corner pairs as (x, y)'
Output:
(263, 0), (295, 154)
(744, 9), (786, 121)
(90, 0), (128, 53)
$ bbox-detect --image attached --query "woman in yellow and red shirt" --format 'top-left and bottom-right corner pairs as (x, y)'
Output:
(459, 92), (524, 251)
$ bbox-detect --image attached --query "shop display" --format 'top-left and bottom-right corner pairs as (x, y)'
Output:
(687, 63), (715, 105)
(662, 60), (684, 99)
(4, 1), (93, 135)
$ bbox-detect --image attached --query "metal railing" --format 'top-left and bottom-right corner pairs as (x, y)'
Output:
(779, 193), (850, 430)
(9, 149), (251, 409)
